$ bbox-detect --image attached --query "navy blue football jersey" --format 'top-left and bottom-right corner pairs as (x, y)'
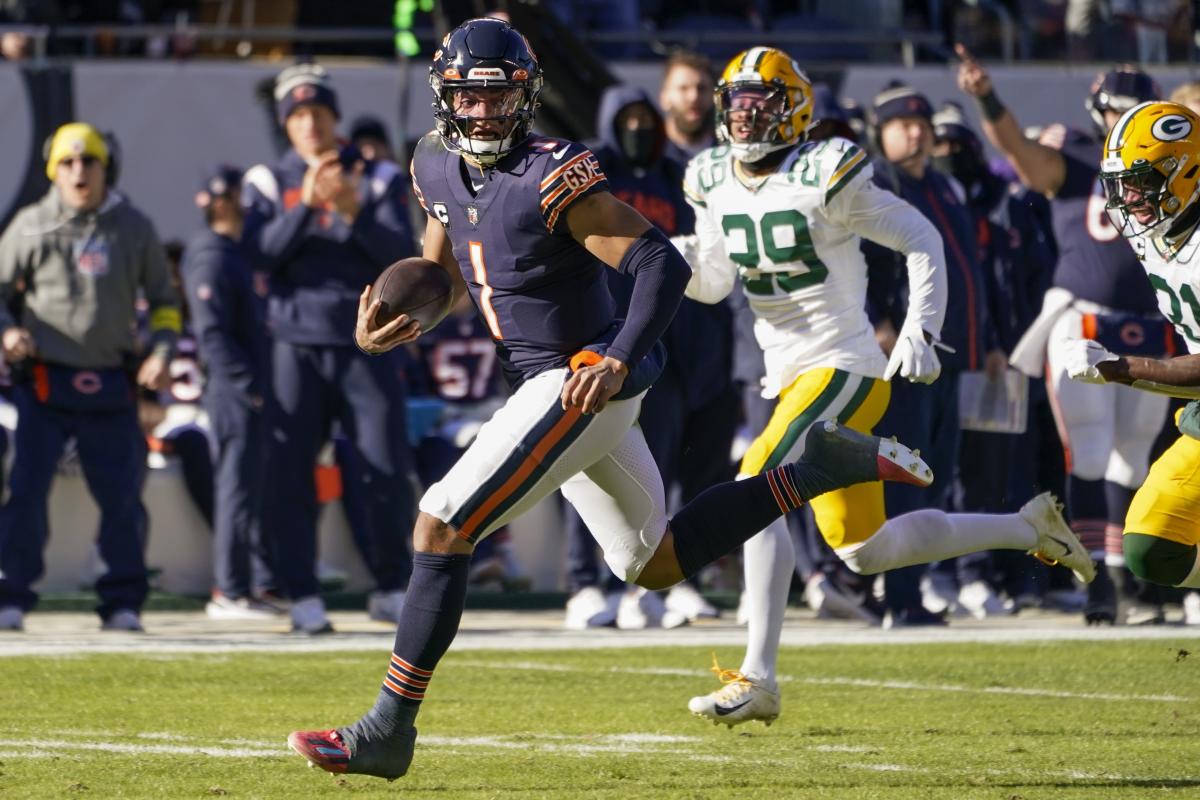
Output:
(1040, 125), (1159, 313)
(411, 133), (618, 387)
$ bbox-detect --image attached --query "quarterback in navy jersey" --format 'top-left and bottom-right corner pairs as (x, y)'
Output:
(287, 17), (933, 782)
(958, 48), (1172, 624)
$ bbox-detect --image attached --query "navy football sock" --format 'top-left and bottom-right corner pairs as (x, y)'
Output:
(671, 464), (818, 580)
(338, 552), (471, 770)
(1067, 475), (1107, 553)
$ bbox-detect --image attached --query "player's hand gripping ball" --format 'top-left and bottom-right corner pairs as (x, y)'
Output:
(357, 257), (454, 353)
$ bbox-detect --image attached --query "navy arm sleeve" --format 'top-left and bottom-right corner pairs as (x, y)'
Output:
(182, 253), (258, 400)
(607, 228), (691, 367)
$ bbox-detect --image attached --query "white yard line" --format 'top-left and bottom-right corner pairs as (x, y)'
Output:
(1, 732), (1189, 783)
(3, 738), (282, 757)
(0, 731), (708, 763)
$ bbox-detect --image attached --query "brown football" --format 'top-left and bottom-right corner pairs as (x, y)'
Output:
(366, 257), (455, 331)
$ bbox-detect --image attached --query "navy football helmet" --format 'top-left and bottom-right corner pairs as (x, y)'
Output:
(430, 17), (543, 166)
(1085, 66), (1161, 138)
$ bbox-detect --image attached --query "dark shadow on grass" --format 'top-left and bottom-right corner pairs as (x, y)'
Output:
(980, 779), (1200, 789)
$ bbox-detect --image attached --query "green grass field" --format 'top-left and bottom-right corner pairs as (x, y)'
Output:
(3, 640), (1199, 799)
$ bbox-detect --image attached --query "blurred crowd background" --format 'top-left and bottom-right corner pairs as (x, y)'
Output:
(0, 0), (1198, 635)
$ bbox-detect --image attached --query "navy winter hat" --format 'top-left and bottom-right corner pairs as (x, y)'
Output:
(274, 63), (340, 122)
(195, 164), (242, 208)
(871, 83), (933, 129)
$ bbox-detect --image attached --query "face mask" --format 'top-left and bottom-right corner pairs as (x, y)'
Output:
(932, 150), (981, 189)
(619, 127), (658, 167)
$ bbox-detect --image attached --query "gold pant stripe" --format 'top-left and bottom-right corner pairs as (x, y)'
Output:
(1125, 432), (1200, 547)
(740, 368), (891, 549)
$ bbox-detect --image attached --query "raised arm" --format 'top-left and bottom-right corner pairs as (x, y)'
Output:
(956, 44), (1066, 197)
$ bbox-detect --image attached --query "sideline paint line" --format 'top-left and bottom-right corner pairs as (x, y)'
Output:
(3, 621), (1198, 657)
(449, 659), (1189, 703)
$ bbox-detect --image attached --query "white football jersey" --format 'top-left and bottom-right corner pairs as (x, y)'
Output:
(682, 138), (946, 398)
(1133, 231), (1200, 355)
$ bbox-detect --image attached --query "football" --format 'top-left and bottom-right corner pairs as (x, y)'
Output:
(367, 257), (455, 331)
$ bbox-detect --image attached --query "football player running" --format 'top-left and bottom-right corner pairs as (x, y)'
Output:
(1062, 101), (1200, 596)
(286, 19), (938, 781)
(676, 48), (1095, 728)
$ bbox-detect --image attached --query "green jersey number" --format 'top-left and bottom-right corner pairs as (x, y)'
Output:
(721, 209), (829, 295)
(1149, 274), (1200, 345)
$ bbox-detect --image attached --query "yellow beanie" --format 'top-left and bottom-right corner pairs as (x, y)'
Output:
(45, 123), (109, 181)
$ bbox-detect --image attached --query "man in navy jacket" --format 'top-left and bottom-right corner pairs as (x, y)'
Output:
(182, 165), (280, 620)
(242, 63), (418, 633)
(863, 84), (1000, 627)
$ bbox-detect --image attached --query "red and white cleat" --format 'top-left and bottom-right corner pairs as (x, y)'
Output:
(288, 729), (349, 774)
(804, 420), (933, 490)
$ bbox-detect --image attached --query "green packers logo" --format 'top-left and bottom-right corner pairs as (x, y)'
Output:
(1151, 115), (1192, 142)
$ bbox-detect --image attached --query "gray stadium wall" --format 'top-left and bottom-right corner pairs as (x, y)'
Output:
(1, 60), (1197, 243)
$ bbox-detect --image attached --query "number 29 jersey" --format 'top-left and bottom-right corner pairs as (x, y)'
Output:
(683, 138), (886, 397)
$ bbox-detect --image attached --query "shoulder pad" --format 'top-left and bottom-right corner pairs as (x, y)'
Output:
(682, 144), (733, 208)
(803, 138), (870, 204)
(538, 141), (606, 231)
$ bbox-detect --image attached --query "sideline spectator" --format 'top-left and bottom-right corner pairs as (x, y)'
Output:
(183, 165), (281, 620)
(865, 83), (993, 627)
(659, 50), (717, 163)
(242, 63), (418, 634)
(0, 122), (180, 632)
(929, 102), (1058, 615)
(350, 116), (395, 163)
(957, 51), (1170, 624)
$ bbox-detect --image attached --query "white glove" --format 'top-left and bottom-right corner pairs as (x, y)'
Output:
(884, 324), (942, 384)
(1062, 337), (1118, 384)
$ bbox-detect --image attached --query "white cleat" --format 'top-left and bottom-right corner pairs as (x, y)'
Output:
(563, 586), (621, 630)
(957, 580), (1011, 619)
(687, 656), (780, 728)
(205, 592), (284, 621)
(665, 582), (719, 621)
(1020, 492), (1097, 584)
(617, 586), (668, 629)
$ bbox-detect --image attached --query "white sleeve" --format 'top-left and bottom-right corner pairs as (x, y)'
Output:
(832, 172), (947, 338)
(678, 200), (737, 304)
